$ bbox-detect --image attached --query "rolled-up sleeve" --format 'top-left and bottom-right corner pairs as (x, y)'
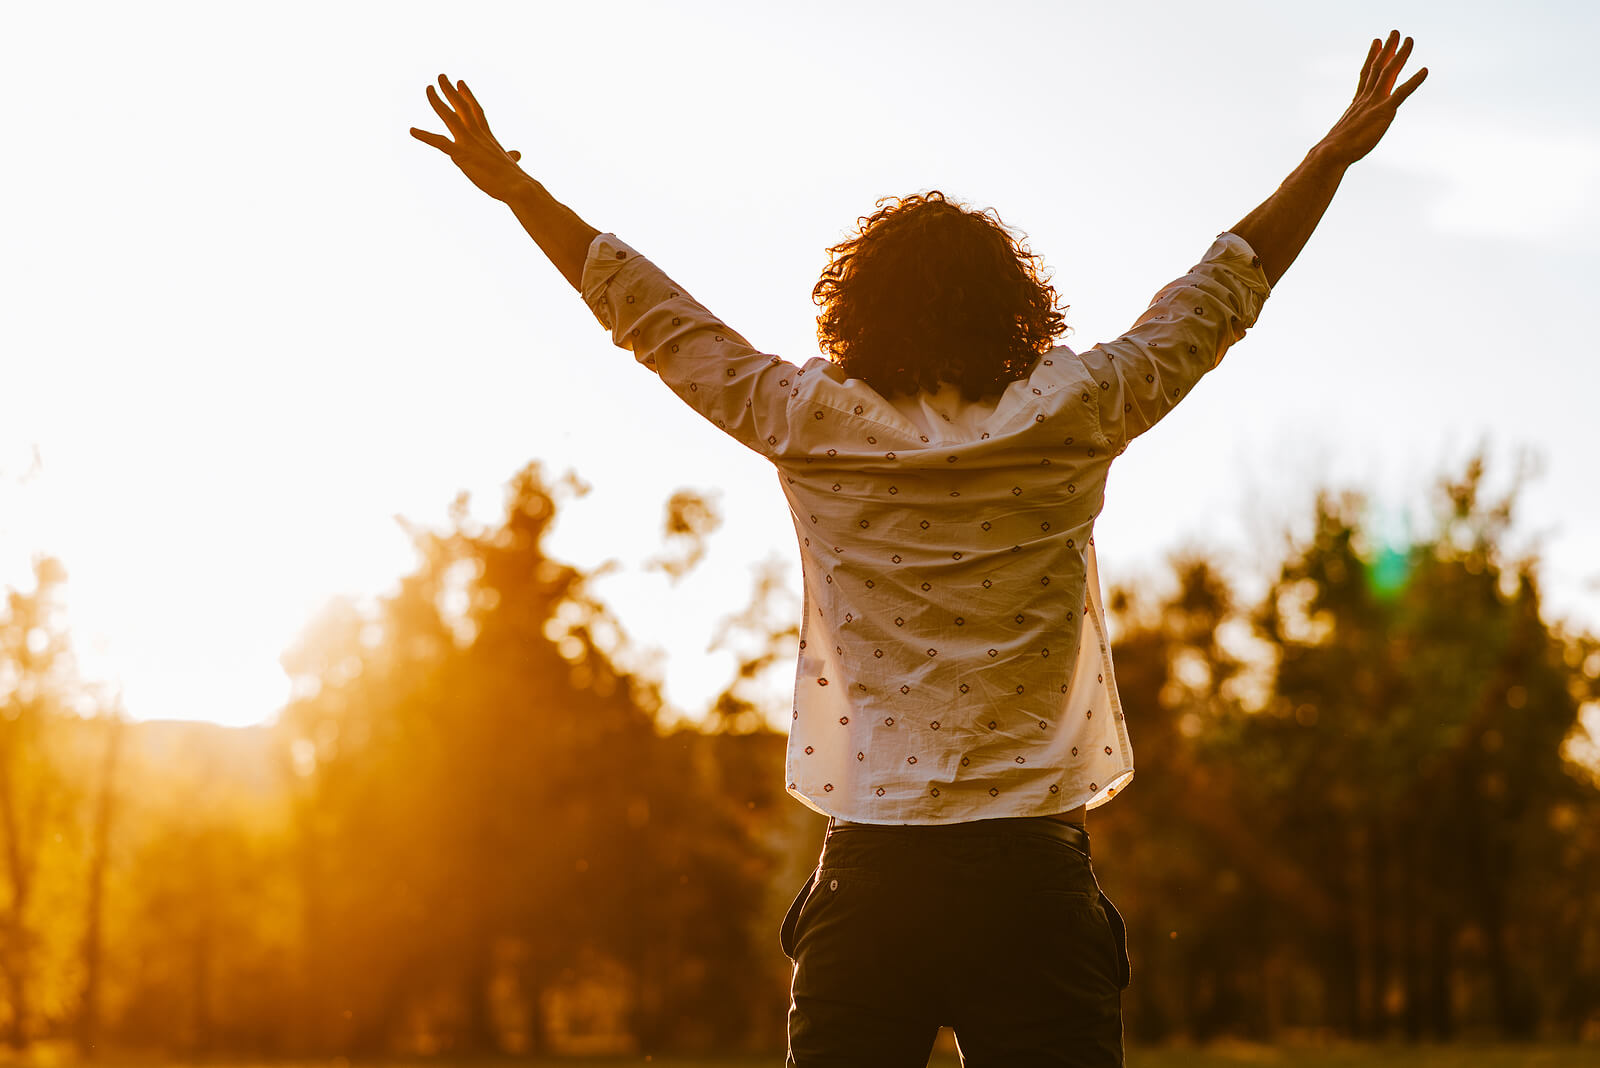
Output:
(1077, 232), (1271, 455)
(580, 232), (802, 458)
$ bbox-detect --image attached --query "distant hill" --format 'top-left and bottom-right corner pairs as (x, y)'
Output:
(118, 717), (288, 803)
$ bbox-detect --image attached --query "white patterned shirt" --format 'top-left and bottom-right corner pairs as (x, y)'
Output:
(581, 230), (1269, 824)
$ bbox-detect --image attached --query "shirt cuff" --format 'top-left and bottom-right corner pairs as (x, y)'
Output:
(580, 232), (647, 333)
(1208, 231), (1272, 332)
(1203, 231), (1273, 348)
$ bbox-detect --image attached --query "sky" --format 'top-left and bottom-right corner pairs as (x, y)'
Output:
(3, 0), (1598, 730)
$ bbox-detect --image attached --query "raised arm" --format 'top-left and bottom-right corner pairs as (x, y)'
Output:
(410, 74), (599, 291)
(1231, 30), (1427, 287)
(410, 74), (826, 460)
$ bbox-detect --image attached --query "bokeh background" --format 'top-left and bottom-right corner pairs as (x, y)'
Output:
(2, 0), (1598, 1060)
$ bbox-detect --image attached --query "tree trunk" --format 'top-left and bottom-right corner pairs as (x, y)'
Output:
(1368, 820), (1390, 1038)
(460, 937), (499, 1054)
(522, 964), (548, 1057)
(1475, 825), (1526, 1037)
(1328, 829), (1362, 1036)
(0, 963), (27, 1052)
(0, 735), (33, 1052)
(290, 795), (325, 1054)
(1400, 823), (1424, 1041)
(75, 712), (124, 1058)
(1427, 908), (1453, 1040)
(191, 925), (213, 1055)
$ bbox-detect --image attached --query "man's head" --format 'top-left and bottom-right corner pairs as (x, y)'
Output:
(812, 190), (1068, 400)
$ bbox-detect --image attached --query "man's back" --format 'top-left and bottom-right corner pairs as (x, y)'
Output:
(780, 355), (1115, 821)
(580, 230), (1267, 824)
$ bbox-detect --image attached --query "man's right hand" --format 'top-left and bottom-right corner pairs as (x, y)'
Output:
(1228, 30), (1428, 287)
(1319, 30), (1428, 166)
(411, 74), (531, 204)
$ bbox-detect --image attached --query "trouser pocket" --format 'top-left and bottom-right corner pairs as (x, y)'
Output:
(779, 869), (817, 961)
(1098, 887), (1132, 989)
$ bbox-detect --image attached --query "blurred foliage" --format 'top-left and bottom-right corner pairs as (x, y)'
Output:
(269, 463), (786, 1055)
(0, 452), (1596, 1057)
(0, 556), (98, 1052)
(1093, 454), (1600, 1045)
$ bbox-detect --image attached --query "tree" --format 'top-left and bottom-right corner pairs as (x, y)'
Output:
(0, 556), (79, 1050)
(276, 463), (781, 1055)
(1231, 455), (1599, 1039)
(74, 699), (125, 1058)
(1093, 453), (1600, 1042)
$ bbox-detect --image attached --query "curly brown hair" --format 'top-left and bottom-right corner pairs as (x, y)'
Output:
(812, 190), (1069, 400)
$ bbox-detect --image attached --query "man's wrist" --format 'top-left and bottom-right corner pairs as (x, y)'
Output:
(1307, 138), (1357, 173)
(503, 175), (549, 208)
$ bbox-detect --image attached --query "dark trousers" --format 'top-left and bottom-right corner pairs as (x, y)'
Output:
(780, 814), (1130, 1067)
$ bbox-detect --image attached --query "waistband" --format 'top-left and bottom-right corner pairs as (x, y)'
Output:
(828, 814), (1090, 858)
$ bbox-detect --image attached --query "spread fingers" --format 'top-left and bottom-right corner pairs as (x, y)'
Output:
(1391, 66), (1429, 107)
(1382, 36), (1415, 94)
(426, 84), (462, 135)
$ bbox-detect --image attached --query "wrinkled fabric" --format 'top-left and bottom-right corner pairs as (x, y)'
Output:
(581, 232), (1269, 824)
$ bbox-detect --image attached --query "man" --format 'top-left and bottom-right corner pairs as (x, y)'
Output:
(412, 30), (1425, 1066)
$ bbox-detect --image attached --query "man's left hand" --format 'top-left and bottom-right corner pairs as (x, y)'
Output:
(410, 74), (529, 202)
(1318, 31), (1427, 166)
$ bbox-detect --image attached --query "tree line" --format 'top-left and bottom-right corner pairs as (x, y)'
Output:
(0, 453), (1596, 1055)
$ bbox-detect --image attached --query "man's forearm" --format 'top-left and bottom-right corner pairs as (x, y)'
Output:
(505, 177), (601, 293)
(1229, 143), (1351, 289)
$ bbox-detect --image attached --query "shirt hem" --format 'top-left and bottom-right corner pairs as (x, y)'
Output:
(784, 767), (1133, 826)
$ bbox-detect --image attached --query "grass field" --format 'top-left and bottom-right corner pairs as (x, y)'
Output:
(1116, 1046), (1593, 1067)
(548, 1050), (1583, 1067)
(522, 1050), (1600, 1068)
(121, 1047), (1588, 1068)
(358, 1048), (1584, 1068)
(7, 1047), (1595, 1068)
